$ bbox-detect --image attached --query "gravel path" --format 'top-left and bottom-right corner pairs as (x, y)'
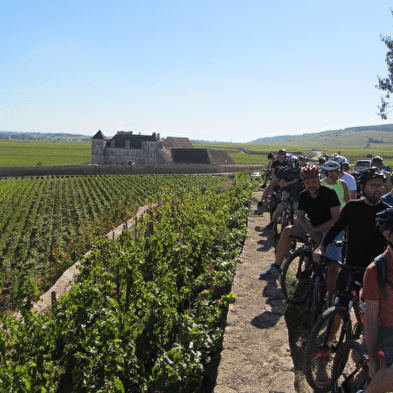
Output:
(214, 190), (296, 393)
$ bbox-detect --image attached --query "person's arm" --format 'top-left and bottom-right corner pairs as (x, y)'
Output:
(280, 177), (300, 189)
(320, 203), (349, 249)
(342, 181), (350, 204)
(364, 299), (380, 378)
(295, 209), (316, 235)
(314, 205), (340, 232)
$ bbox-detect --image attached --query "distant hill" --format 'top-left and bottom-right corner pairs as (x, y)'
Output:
(0, 131), (91, 142)
(249, 124), (393, 143)
(250, 124), (393, 145)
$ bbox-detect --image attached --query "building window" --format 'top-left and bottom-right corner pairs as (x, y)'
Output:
(126, 141), (130, 148)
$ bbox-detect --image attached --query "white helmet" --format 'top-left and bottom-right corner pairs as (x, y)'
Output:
(321, 160), (341, 173)
(334, 156), (348, 166)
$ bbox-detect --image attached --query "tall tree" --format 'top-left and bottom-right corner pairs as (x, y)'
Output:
(377, 11), (393, 119)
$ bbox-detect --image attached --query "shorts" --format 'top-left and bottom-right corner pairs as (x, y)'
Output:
(380, 326), (393, 367)
(277, 191), (299, 210)
(297, 225), (344, 262)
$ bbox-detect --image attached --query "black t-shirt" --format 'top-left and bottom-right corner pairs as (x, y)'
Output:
(297, 184), (340, 227)
(271, 159), (287, 176)
(281, 167), (302, 198)
(322, 199), (389, 267)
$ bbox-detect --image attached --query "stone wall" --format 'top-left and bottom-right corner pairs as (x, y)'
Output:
(0, 164), (264, 178)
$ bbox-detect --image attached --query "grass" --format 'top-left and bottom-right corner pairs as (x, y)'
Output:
(0, 140), (91, 167)
(0, 137), (392, 169)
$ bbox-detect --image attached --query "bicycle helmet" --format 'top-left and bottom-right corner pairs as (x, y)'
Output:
(334, 156), (348, 166)
(320, 160), (341, 172)
(318, 157), (326, 165)
(268, 152), (274, 159)
(358, 167), (386, 184)
(371, 156), (383, 165)
(376, 207), (393, 233)
(301, 165), (319, 179)
(287, 155), (299, 168)
(278, 148), (286, 154)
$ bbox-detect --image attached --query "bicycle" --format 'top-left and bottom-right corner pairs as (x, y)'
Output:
(272, 200), (296, 249)
(281, 239), (344, 329)
(280, 234), (319, 305)
(303, 263), (366, 392)
(332, 340), (385, 393)
(309, 254), (344, 331)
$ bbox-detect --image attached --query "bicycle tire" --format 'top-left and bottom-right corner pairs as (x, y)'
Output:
(331, 340), (369, 393)
(281, 249), (313, 304)
(310, 276), (327, 330)
(303, 306), (352, 392)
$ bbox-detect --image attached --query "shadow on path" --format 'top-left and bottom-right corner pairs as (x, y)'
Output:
(251, 277), (285, 329)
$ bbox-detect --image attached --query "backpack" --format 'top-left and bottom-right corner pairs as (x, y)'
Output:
(375, 254), (393, 301)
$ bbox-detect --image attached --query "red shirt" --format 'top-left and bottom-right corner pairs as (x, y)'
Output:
(362, 250), (393, 329)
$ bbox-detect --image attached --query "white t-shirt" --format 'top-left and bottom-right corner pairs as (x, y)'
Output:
(341, 172), (357, 191)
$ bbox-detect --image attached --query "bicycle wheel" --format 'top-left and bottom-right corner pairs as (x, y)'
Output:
(332, 340), (369, 393)
(281, 249), (313, 304)
(310, 276), (327, 330)
(304, 306), (352, 392)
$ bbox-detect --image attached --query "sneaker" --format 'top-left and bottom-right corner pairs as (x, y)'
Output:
(263, 222), (275, 230)
(259, 263), (283, 279)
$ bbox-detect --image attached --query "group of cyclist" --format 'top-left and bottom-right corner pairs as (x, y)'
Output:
(257, 149), (393, 392)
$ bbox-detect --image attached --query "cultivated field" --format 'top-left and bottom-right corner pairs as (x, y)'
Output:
(0, 174), (228, 313)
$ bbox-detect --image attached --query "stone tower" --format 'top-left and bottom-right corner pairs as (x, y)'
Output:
(91, 130), (107, 165)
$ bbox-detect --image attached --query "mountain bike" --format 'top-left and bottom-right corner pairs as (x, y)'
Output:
(280, 234), (319, 304)
(281, 239), (345, 328)
(309, 254), (344, 331)
(332, 340), (385, 393)
(303, 263), (366, 392)
(272, 200), (296, 251)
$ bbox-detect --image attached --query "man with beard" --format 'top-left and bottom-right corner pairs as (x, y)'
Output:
(260, 165), (341, 278)
(315, 168), (389, 292)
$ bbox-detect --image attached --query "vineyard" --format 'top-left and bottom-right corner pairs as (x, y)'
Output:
(0, 172), (252, 392)
(0, 174), (228, 313)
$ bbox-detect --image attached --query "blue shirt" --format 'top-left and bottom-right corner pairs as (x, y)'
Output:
(381, 192), (393, 206)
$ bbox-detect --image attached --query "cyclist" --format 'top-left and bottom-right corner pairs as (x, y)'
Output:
(321, 160), (350, 208)
(259, 149), (288, 206)
(360, 207), (393, 393)
(260, 165), (341, 279)
(337, 156), (357, 199)
(319, 160), (349, 300)
(260, 152), (275, 189)
(315, 168), (389, 300)
(371, 156), (392, 195)
(263, 155), (303, 230)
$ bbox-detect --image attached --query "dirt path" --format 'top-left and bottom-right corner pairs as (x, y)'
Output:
(214, 189), (297, 393)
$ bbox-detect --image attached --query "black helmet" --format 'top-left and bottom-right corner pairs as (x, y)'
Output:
(372, 156), (383, 165)
(359, 167), (386, 184)
(318, 157), (326, 165)
(287, 155), (299, 168)
(268, 152), (274, 159)
(376, 207), (393, 233)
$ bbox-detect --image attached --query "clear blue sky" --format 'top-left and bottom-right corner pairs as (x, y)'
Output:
(2, 1), (393, 143)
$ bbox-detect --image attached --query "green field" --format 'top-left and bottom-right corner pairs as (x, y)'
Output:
(1, 134), (392, 169)
(0, 140), (91, 167)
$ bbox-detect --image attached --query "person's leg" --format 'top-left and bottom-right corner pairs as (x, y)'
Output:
(259, 225), (304, 279)
(363, 365), (393, 392)
(263, 206), (284, 230)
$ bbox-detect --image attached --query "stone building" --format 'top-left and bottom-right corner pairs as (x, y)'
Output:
(91, 130), (235, 166)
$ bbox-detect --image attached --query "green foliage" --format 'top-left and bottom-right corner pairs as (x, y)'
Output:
(0, 172), (251, 392)
(377, 10), (393, 119)
(0, 174), (227, 312)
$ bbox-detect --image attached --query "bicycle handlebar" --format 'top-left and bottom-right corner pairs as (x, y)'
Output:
(289, 234), (319, 245)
